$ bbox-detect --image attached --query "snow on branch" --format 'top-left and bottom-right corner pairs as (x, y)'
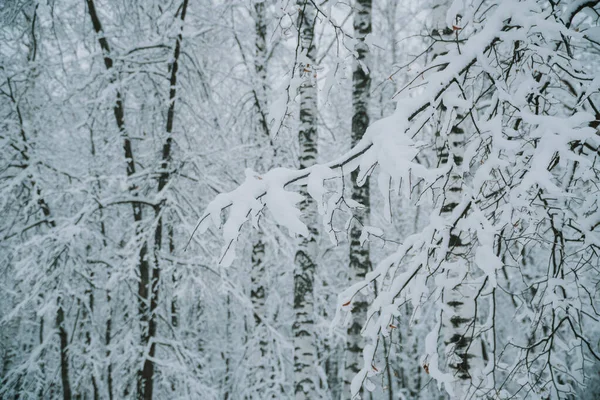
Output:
(193, 0), (517, 262)
(195, 0), (600, 397)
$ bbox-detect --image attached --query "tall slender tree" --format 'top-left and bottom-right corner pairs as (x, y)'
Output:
(149, 0), (189, 398)
(293, 1), (319, 398)
(248, 1), (281, 396)
(345, 1), (373, 398)
(4, 1), (600, 399)
(84, 2), (154, 397)
(430, 4), (485, 395)
(0, 12), (73, 396)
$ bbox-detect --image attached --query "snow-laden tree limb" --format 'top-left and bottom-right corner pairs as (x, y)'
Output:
(197, 0), (600, 398)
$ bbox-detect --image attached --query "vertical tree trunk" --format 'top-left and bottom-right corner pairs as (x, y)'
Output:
(56, 299), (72, 400)
(345, 0), (372, 398)
(324, 274), (342, 398)
(83, 1), (153, 398)
(253, 0), (270, 142)
(293, 1), (318, 399)
(38, 315), (44, 397)
(7, 77), (72, 400)
(249, 2), (280, 397)
(106, 290), (114, 400)
(90, 150), (113, 400)
(437, 110), (482, 398)
(84, 284), (99, 400)
(88, 126), (106, 400)
(148, 1), (189, 399)
(169, 226), (178, 328)
(430, 4), (483, 397)
(250, 239), (273, 391)
(325, 341), (342, 399)
(222, 294), (232, 400)
(43, 205), (70, 400)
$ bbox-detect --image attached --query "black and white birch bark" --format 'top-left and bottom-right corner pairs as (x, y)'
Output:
(249, 2), (280, 396)
(430, 4), (484, 396)
(293, 1), (319, 399)
(345, 0), (372, 398)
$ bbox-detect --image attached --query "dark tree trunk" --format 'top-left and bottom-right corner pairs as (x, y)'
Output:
(148, 1), (189, 397)
(56, 300), (72, 400)
(6, 76), (72, 400)
(84, 1), (155, 398)
(345, 0), (373, 397)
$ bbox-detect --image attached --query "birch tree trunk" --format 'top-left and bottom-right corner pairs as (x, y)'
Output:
(430, 3), (484, 396)
(248, 2), (280, 396)
(250, 239), (274, 393)
(293, 1), (318, 399)
(345, 1), (372, 398)
(437, 113), (486, 398)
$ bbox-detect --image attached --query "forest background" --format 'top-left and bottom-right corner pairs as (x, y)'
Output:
(1, 0), (600, 399)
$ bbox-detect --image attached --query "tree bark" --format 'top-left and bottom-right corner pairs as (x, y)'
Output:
(148, 1), (189, 398)
(249, 2), (280, 397)
(6, 76), (72, 400)
(430, 4), (483, 397)
(56, 299), (72, 400)
(89, 128), (115, 400)
(84, 1), (153, 398)
(293, 1), (319, 399)
(345, 0), (372, 398)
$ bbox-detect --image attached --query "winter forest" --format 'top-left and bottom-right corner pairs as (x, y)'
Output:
(2, 0), (600, 398)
